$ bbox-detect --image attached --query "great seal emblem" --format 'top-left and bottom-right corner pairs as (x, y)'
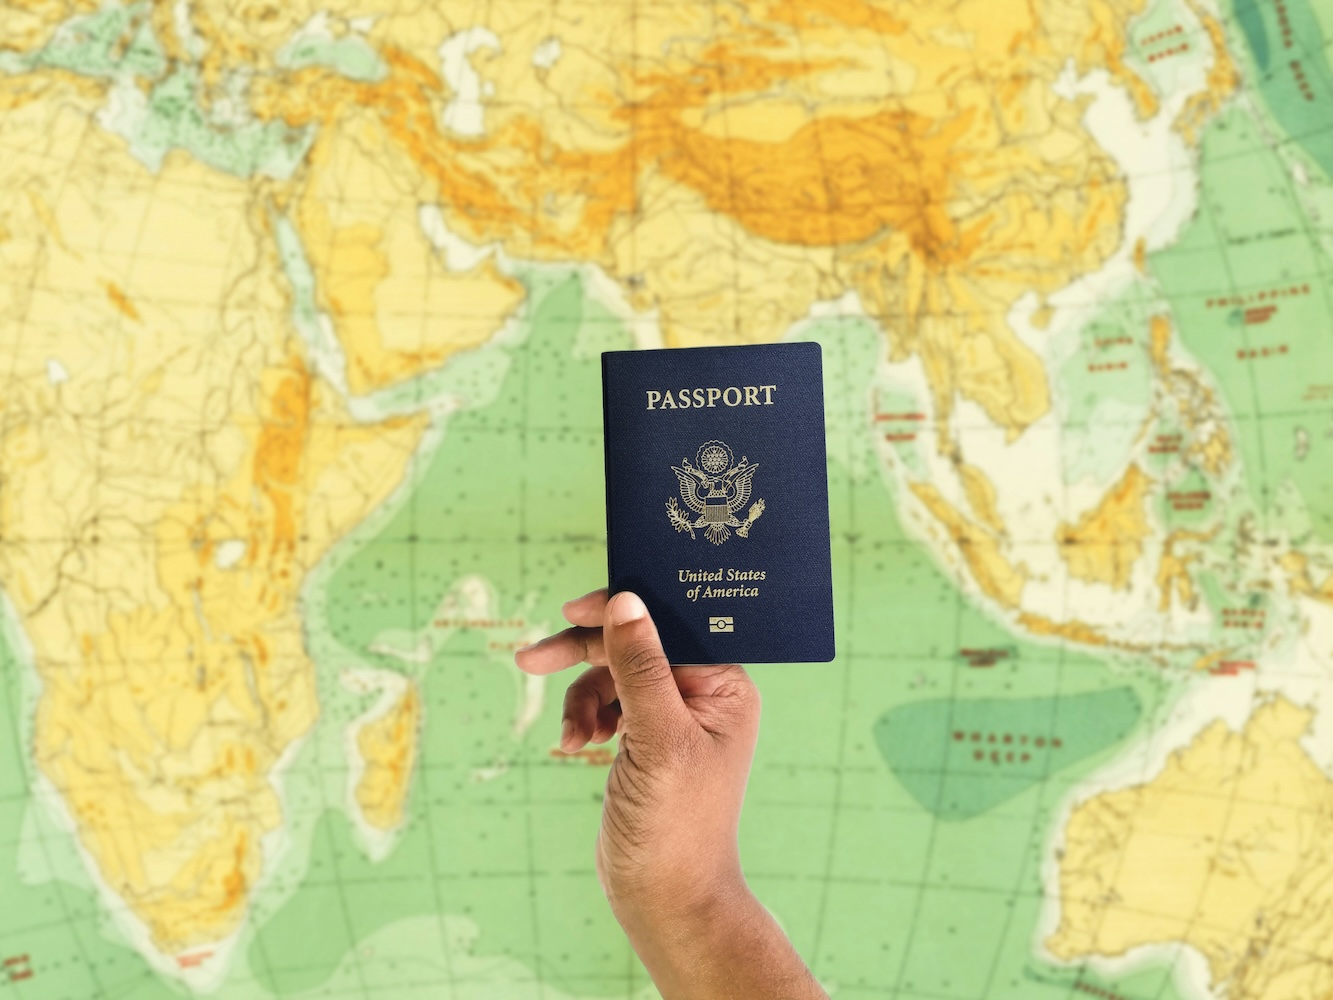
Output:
(665, 439), (765, 545)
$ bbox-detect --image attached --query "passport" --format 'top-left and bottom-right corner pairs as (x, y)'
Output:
(601, 341), (835, 664)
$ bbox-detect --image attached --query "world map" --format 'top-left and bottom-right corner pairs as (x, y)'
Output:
(1, 1), (1332, 998)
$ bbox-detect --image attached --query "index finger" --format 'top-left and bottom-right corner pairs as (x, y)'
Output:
(514, 626), (606, 675)
(561, 588), (609, 627)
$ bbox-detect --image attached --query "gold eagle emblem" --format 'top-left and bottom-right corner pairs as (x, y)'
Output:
(666, 439), (766, 545)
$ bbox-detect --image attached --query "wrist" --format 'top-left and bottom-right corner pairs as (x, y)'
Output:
(613, 882), (826, 1000)
(610, 874), (762, 965)
(608, 867), (755, 950)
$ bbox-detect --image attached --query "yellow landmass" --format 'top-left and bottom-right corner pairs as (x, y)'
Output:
(103, 280), (141, 322)
(191, 3), (455, 90)
(910, 482), (1026, 608)
(1174, 5), (1241, 144)
(292, 107), (524, 394)
(239, 0), (1161, 444)
(1057, 464), (1153, 591)
(1048, 697), (1333, 1000)
(606, 174), (840, 348)
(146, 1), (190, 64)
(0, 0), (100, 55)
(1150, 316), (1233, 479)
(1149, 314), (1172, 371)
(1192, 430), (1232, 479)
(93, 0), (1241, 639)
(1191, 648), (1231, 673)
(355, 683), (422, 832)
(0, 78), (427, 952)
(1281, 551), (1333, 605)
(957, 463), (1007, 537)
(24, 188), (75, 255)
(1156, 529), (1207, 611)
(1017, 613), (1108, 647)
(199, 0), (1216, 631)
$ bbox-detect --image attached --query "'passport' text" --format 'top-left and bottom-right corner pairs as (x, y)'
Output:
(646, 386), (776, 409)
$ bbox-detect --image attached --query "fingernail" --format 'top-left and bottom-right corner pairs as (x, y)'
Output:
(609, 591), (646, 625)
(515, 638), (541, 654)
(559, 718), (576, 751)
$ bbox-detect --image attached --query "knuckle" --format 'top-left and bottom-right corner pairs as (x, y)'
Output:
(562, 667), (605, 714)
(561, 682), (590, 714)
(714, 668), (761, 712)
(568, 626), (598, 663)
(617, 641), (667, 680)
(724, 671), (760, 703)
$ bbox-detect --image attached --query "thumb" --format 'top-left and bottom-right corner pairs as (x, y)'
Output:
(602, 591), (691, 739)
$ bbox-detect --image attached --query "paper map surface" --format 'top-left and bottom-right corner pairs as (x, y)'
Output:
(1, 1), (1333, 997)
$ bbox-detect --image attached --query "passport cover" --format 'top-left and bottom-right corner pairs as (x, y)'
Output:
(601, 341), (835, 664)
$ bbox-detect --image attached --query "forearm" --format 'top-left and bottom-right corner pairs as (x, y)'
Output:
(615, 883), (829, 1000)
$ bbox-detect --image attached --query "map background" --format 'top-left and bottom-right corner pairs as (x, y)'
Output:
(0, 271), (1193, 999)
(1, 0), (1333, 997)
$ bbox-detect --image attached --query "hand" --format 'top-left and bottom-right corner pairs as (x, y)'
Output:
(515, 588), (759, 919)
(516, 589), (827, 1000)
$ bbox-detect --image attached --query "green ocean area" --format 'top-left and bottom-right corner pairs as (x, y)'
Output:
(276, 28), (387, 82)
(1152, 5), (1333, 540)
(6, 2), (313, 179)
(1057, 280), (1157, 488)
(246, 277), (1181, 999)
(1230, 0), (1333, 177)
(875, 689), (1143, 822)
(0, 271), (1185, 999)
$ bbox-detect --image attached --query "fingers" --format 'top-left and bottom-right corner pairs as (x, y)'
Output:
(527, 591), (751, 757)
(514, 626), (607, 675)
(602, 591), (691, 740)
(561, 665), (622, 751)
(562, 589), (609, 627)
(512, 590), (611, 675)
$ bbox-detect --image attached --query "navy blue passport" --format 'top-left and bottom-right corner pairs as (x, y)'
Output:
(601, 342), (835, 664)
